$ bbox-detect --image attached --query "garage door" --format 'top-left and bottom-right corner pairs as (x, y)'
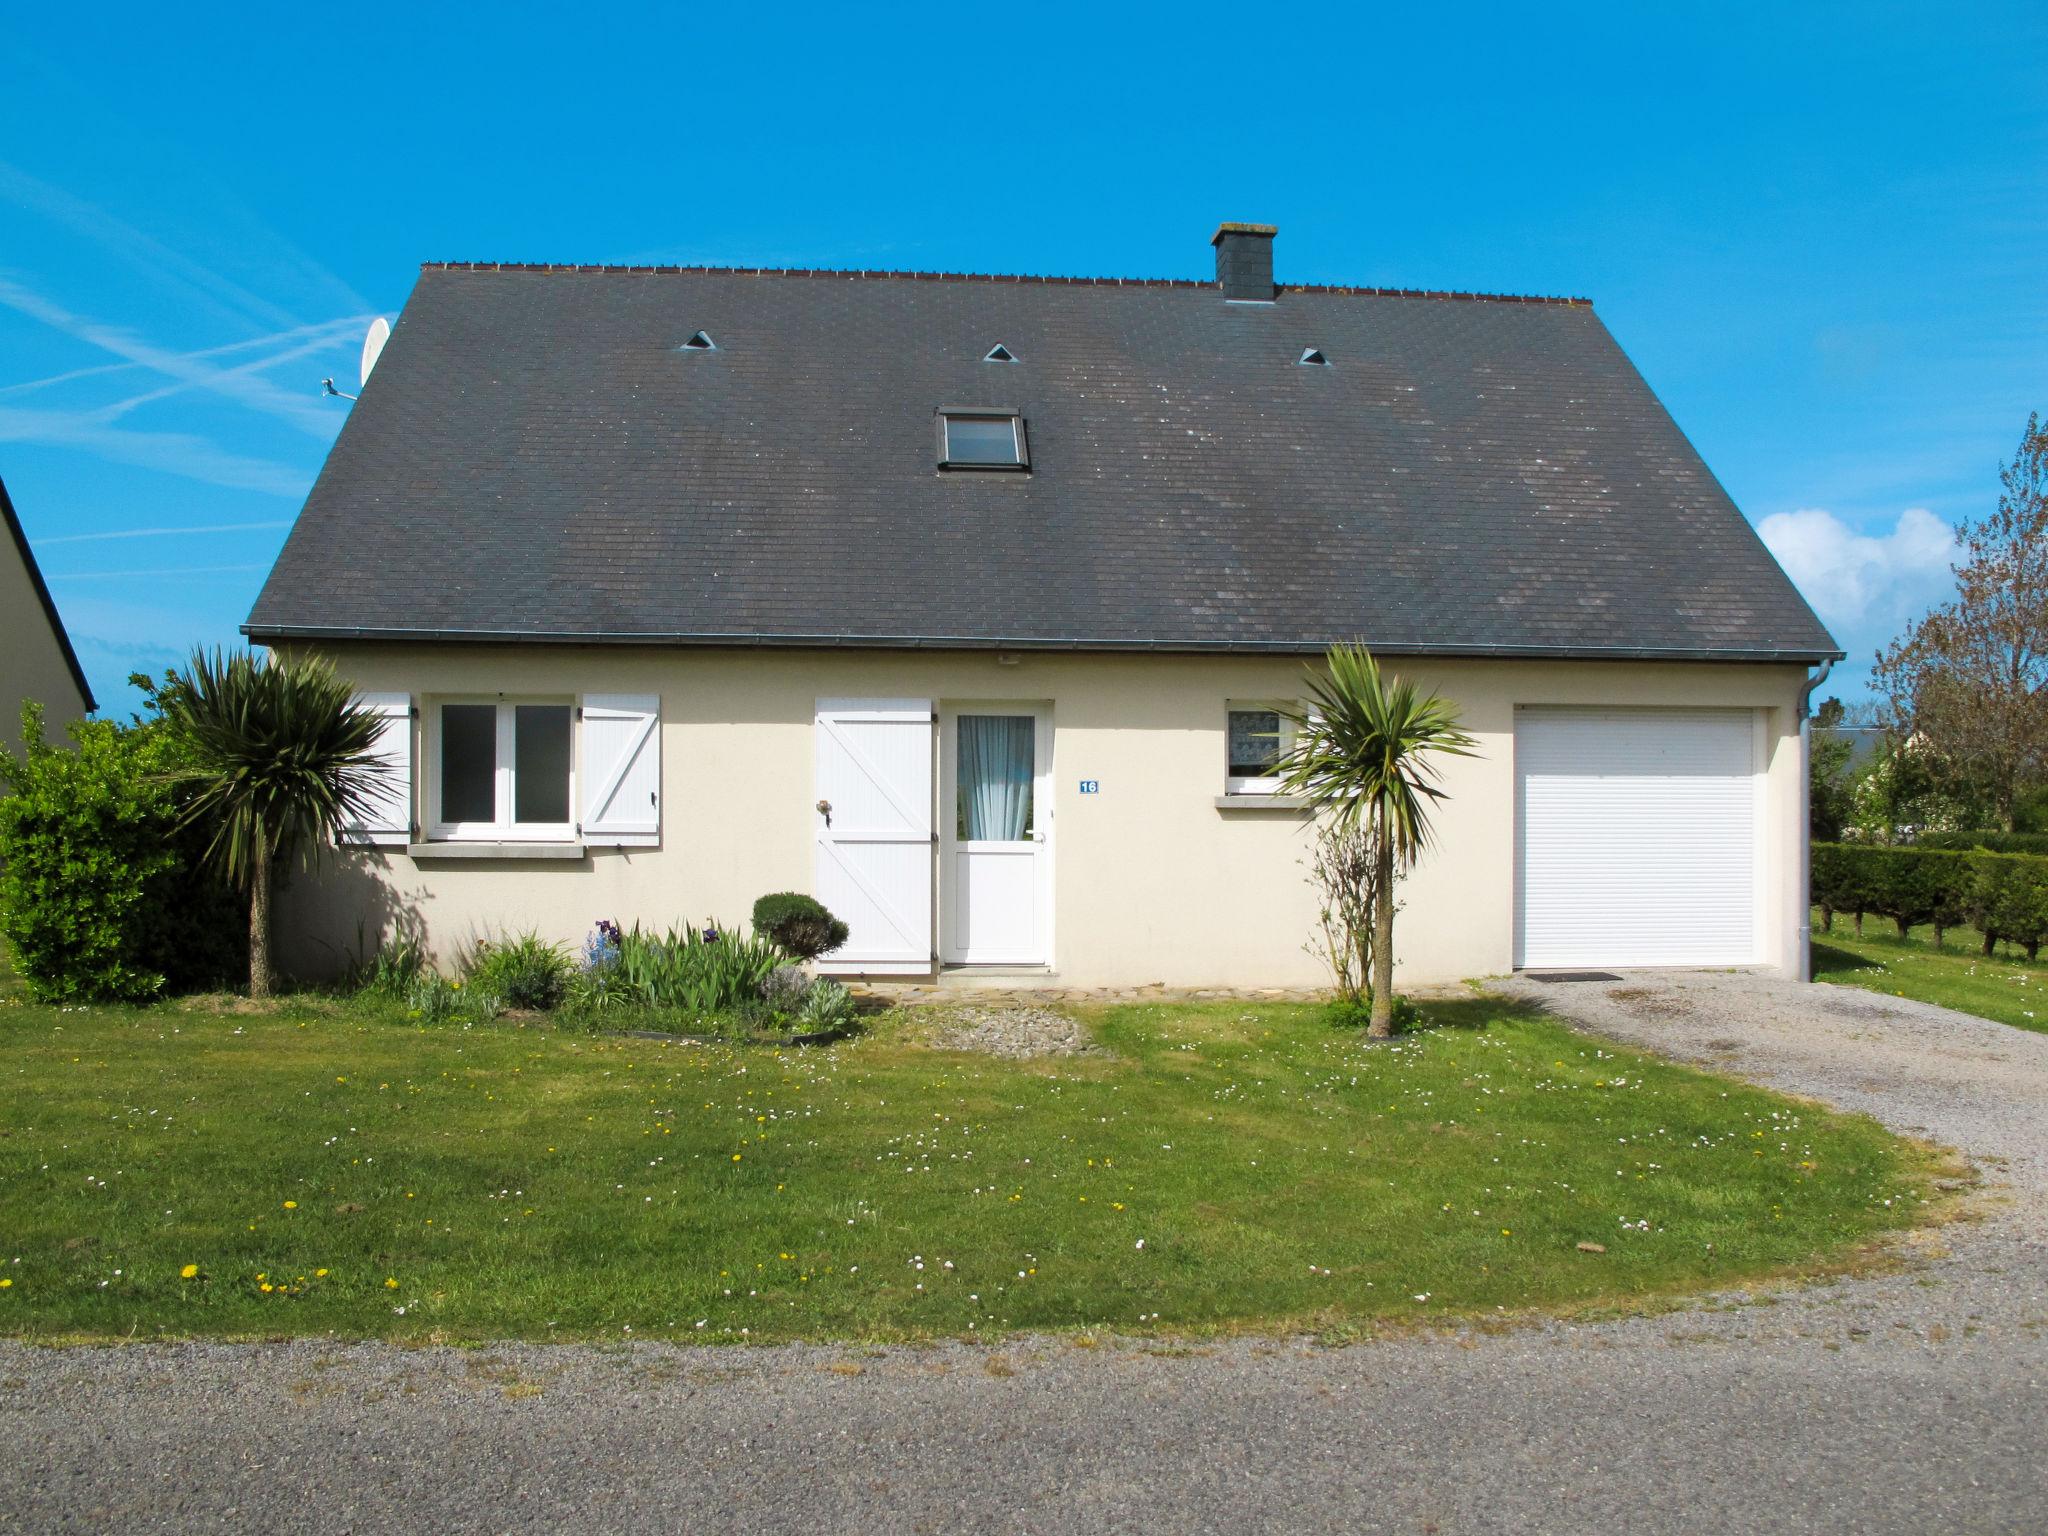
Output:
(1516, 708), (1763, 969)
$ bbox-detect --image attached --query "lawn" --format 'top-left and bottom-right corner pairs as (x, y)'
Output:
(1812, 911), (2048, 1033)
(0, 987), (1941, 1345)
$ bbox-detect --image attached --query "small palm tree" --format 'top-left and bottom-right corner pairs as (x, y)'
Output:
(1279, 645), (1477, 1036)
(161, 649), (387, 999)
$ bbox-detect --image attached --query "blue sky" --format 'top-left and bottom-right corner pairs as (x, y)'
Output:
(3, 2), (2042, 714)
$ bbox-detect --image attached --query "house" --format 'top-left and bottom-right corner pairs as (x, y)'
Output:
(1, 472), (95, 757)
(245, 224), (1840, 987)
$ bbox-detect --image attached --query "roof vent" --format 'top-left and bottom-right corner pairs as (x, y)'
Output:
(681, 331), (716, 351)
(1212, 222), (1278, 302)
(984, 343), (1017, 363)
(1299, 347), (1329, 366)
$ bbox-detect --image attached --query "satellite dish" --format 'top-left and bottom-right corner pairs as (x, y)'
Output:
(359, 317), (391, 388)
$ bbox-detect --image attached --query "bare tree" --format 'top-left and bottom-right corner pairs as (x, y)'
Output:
(1874, 413), (2048, 830)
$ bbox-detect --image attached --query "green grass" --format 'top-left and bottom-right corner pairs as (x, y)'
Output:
(1812, 910), (2048, 1033)
(0, 988), (1941, 1345)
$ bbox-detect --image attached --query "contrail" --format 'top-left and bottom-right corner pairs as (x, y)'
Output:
(35, 520), (293, 544)
(43, 563), (271, 580)
(0, 275), (339, 436)
(0, 315), (369, 398)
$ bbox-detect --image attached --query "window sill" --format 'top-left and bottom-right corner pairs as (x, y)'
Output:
(1213, 794), (1311, 811)
(407, 842), (587, 861)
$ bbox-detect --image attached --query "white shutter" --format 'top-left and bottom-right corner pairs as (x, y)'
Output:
(345, 692), (412, 848)
(580, 694), (660, 846)
(1515, 708), (1762, 968)
(814, 698), (934, 976)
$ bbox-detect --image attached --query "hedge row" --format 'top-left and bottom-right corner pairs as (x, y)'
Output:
(1915, 830), (2048, 856)
(1812, 842), (2048, 958)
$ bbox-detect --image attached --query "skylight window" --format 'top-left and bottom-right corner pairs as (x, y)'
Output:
(984, 344), (1017, 363)
(937, 409), (1029, 471)
(681, 331), (716, 351)
(1299, 347), (1329, 366)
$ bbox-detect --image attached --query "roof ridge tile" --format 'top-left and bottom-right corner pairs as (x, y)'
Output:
(416, 259), (1591, 306)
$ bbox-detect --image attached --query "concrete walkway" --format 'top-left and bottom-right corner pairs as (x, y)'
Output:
(5, 971), (2046, 1534)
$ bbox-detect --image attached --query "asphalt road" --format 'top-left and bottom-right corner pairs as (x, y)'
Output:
(6, 971), (2045, 1535)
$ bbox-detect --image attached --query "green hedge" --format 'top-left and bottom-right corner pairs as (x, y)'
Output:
(1915, 830), (2048, 856)
(1812, 841), (2048, 958)
(0, 703), (244, 1001)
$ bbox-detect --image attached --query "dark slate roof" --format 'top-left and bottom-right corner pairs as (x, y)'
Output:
(245, 261), (1840, 662)
(1, 473), (96, 712)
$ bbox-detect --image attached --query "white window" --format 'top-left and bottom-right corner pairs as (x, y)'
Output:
(937, 409), (1028, 470)
(430, 699), (575, 841)
(1225, 706), (1293, 795)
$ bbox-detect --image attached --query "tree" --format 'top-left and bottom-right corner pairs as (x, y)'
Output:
(1874, 413), (2048, 830)
(159, 649), (386, 998)
(1809, 697), (1856, 841)
(1278, 645), (1476, 1037)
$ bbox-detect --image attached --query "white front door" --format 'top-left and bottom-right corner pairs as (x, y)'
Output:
(814, 698), (934, 976)
(1515, 707), (1765, 969)
(941, 706), (1051, 965)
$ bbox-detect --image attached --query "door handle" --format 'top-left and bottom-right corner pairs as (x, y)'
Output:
(816, 798), (833, 828)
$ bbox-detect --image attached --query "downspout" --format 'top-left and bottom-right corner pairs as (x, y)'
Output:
(1793, 658), (1836, 982)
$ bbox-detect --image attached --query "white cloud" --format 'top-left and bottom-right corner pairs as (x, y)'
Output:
(1757, 506), (1959, 648)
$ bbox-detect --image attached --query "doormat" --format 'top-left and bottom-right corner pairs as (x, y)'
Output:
(1523, 971), (1622, 983)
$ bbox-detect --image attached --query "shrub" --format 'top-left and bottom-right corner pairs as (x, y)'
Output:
(0, 702), (243, 1001)
(462, 932), (573, 1011)
(1916, 830), (2048, 856)
(585, 920), (786, 1015)
(762, 963), (813, 1009)
(750, 893), (849, 961)
(795, 977), (858, 1032)
(1811, 842), (1971, 944)
(404, 974), (501, 1025)
(346, 930), (428, 998)
(1813, 841), (2048, 957)
(1969, 852), (2048, 960)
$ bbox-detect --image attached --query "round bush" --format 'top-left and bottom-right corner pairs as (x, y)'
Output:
(750, 893), (850, 960)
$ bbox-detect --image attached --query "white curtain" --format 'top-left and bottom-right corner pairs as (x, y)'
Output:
(960, 716), (1034, 840)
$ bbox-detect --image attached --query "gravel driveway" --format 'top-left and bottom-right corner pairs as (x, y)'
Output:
(5, 971), (2046, 1535)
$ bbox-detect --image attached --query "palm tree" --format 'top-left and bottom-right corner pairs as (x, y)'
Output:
(160, 649), (387, 998)
(1279, 645), (1477, 1036)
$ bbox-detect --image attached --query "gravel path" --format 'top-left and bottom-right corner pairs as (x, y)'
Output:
(5, 971), (2046, 1534)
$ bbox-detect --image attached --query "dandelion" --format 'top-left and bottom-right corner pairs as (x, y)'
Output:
(282, 1200), (297, 1210)
(0, 1279), (11, 1289)
(385, 1277), (399, 1289)
(180, 1264), (199, 1279)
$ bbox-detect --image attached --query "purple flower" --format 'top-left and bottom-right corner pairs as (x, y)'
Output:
(702, 927), (720, 944)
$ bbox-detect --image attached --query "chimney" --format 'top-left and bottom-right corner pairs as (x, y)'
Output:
(1212, 222), (1278, 301)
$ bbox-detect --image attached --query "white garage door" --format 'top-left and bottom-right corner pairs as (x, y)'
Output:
(1516, 708), (1763, 969)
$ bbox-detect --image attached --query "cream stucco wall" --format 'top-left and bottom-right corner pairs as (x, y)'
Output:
(274, 645), (1810, 988)
(0, 537), (92, 756)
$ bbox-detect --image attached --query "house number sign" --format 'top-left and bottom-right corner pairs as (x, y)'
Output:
(1079, 780), (1100, 794)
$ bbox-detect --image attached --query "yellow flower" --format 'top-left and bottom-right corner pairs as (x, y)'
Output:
(315, 1268), (328, 1277)
(282, 1200), (297, 1210)
(180, 1264), (199, 1279)
(732, 1153), (742, 1162)
(0, 1278), (12, 1289)
(385, 1277), (399, 1289)
(259, 1282), (274, 1293)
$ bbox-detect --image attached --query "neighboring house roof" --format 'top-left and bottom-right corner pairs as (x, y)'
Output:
(0, 472), (96, 714)
(1818, 725), (1887, 768)
(246, 230), (1840, 663)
